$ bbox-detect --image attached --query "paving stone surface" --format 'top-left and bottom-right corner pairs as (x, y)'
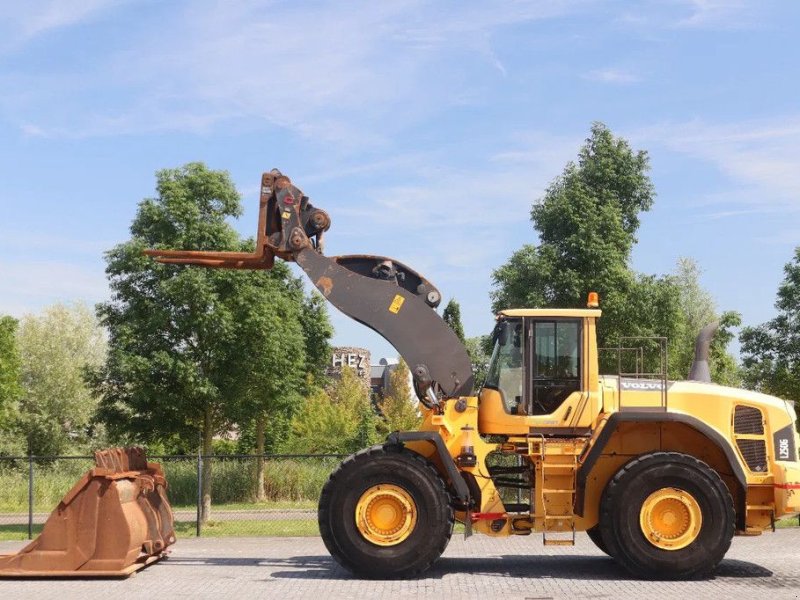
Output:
(1, 530), (799, 599)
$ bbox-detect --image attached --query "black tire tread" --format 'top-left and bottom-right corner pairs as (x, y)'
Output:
(586, 525), (612, 557)
(599, 451), (735, 580)
(318, 444), (454, 579)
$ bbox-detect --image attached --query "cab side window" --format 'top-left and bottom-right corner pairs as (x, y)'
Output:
(529, 320), (581, 415)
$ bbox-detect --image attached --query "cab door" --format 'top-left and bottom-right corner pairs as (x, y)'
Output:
(523, 318), (591, 433)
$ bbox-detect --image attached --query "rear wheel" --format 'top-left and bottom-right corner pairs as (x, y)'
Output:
(318, 445), (454, 579)
(599, 452), (734, 580)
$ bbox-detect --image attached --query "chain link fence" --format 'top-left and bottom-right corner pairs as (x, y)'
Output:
(0, 453), (345, 541)
(3, 453), (799, 542)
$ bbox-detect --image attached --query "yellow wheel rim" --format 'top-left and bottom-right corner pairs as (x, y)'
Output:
(355, 484), (417, 547)
(639, 487), (703, 551)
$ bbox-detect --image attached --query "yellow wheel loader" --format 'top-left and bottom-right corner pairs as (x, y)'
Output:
(147, 170), (800, 581)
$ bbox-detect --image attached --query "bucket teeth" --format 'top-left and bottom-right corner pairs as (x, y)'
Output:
(0, 447), (176, 578)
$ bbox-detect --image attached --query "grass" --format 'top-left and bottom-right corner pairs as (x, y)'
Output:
(0, 457), (338, 512)
(0, 524), (40, 542)
(171, 500), (317, 512)
(0, 459), (94, 513)
(776, 516), (800, 529)
(0, 519), (323, 542)
(176, 519), (320, 538)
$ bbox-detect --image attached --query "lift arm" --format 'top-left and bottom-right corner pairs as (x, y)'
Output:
(145, 170), (474, 402)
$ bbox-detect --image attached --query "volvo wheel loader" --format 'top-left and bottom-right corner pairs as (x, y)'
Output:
(147, 170), (800, 581)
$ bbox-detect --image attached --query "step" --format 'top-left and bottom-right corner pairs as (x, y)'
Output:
(541, 463), (578, 470)
(543, 539), (575, 547)
(541, 488), (575, 494)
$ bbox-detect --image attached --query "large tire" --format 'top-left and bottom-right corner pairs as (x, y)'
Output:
(599, 452), (734, 580)
(318, 444), (454, 579)
(586, 525), (612, 557)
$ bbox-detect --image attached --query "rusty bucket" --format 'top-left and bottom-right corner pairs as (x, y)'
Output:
(0, 447), (176, 577)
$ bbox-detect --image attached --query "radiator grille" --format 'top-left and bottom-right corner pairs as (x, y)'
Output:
(736, 439), (768, 472)
(734, 405), (764, 435)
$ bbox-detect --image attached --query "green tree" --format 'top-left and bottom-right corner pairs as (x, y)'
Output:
(299, 292), (334, 386)
(741, 247), (800, 415)
(491, 123), (702, 378)
(670, 258), (741, 385)
(224, 263), (308, 501)
(0, 316), (23, 454)
(378, 359), (421, 434)
(90, 162), (314, 521)
(16, 303), (106, 455)
(285, 366), (378, 454)
(465, 335), (491, 388)
(492, 123), (655, 343)
(443, 299), (466, 343)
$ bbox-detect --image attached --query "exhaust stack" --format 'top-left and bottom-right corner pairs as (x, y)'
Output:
(688, 321), (719, 383)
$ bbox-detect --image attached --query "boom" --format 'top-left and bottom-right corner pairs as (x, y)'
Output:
(145, 170), (474, 402)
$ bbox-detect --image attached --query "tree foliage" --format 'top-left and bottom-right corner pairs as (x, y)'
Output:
(285, 366), (378, 454)
(443, 299), (466, 343)
(670, 258), (741, 385)
(491, 123), (657, 346)
(0, 316), (22, 453)
(92, 164), (251, 452)
(89, 163), (330, 519)
(15, 303), (106, 455)
(378, 359), (421, 434)
(741, 247), (800, 411)
(299, 292), (334, 386)
(465, 335), (491, 388)
(491, 123), (737, 380)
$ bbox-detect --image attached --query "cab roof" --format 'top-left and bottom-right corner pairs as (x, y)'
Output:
(498, 308), (602, 319)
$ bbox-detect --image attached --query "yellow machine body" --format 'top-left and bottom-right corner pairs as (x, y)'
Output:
(406, 309), (800, 541)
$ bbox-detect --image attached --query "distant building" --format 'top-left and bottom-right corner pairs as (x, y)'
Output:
(328, 348), (415, 400)
(327, 347), (371, 387)
(370, 357), (398, 397)
(370, 358), (415, 400)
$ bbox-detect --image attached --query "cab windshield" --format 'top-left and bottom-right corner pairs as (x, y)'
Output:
(484, 319), (523, 414)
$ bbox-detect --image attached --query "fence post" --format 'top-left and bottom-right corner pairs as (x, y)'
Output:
(196, 448), (203, 537)
(27, 451), (33, 540)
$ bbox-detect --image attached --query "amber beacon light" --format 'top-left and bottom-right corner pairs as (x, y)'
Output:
(587, 292), (599, 308)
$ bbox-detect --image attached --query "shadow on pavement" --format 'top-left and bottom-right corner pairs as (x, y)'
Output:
(252, 554), (772, 582)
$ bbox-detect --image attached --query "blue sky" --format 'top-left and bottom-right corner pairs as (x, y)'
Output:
(1, 0), (798, 361)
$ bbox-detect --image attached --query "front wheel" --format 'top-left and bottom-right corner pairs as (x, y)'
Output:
(599, 452), (735, 580)
(318, 445), (454, 579)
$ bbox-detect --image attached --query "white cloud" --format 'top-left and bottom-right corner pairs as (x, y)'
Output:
(617, 0), (767, 32)
(310, 129), (581, 280)
(674, 0), (756, 29)
(634, 116), (800, 210)
(0, 0), (127, 45)
(0, 230), (112, 255)
(7, 0), (585, 141)
(583, 68), (640, 84)
(0, 260), (108, 317)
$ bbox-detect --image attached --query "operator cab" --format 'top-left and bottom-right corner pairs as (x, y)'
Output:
(478, 308), (602, 436)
